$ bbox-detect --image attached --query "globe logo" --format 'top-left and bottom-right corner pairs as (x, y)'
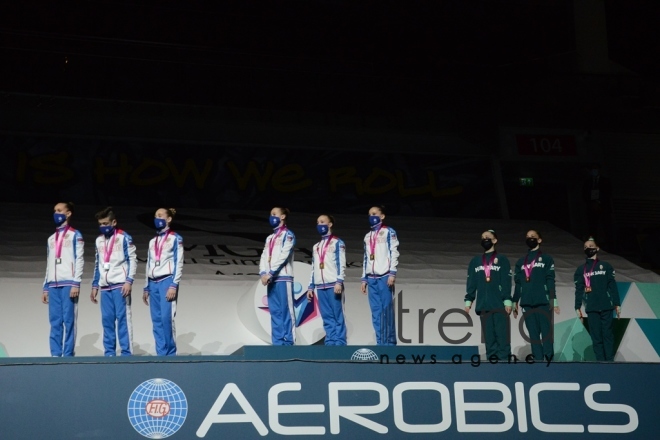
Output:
(351, 348), (379, 361)
(127, 378), (188, 439)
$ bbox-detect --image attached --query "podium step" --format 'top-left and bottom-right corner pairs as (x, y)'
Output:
(234, 345), (479, 363)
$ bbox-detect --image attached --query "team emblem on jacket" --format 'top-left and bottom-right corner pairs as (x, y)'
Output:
(600, 265), (603, 270)
(539, 257), (542, 262)
(494, 258), (498, 264)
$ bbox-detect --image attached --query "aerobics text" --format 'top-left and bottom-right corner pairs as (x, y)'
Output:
(195, 381), (638, 436)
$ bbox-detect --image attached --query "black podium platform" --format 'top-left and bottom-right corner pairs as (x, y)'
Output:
(232, 344), (479, 363)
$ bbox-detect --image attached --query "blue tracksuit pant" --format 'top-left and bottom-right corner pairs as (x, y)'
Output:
(147, 277), (177, 356)
(101, 287), (133, 356)
(48, 286), (77, 356)
(268, 281), (295, 345)
(317, 286), (347, 346)
(367, 277), (396, 345)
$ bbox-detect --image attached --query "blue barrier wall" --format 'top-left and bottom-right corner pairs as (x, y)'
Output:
(0, 353), (656, 439)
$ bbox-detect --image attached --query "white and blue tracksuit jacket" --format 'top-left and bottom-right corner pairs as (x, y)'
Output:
(43, 225), (84, 292)
(143, 228), (184, 291)
(259, 227), (295, 282)
(308, 235), (346, 290)
(361, 224), (399, 281)
(92, 230), (137, 290)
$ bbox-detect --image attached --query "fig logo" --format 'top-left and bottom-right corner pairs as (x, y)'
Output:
(237, 261), (324, 345)
(351, 348), (379, 361)
(127, 378), (188, 439)
(146, 399), (171, 418)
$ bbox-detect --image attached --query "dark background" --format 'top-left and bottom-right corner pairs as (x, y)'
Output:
(1, 0), (660, 268)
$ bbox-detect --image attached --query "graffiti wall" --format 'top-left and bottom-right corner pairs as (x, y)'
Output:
(2, 135), (497, 217)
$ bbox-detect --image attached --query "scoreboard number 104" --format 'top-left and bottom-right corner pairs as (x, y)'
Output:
(515, 135), (577, 156)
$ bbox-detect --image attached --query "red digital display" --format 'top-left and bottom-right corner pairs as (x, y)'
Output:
(516, 135), (577, 156)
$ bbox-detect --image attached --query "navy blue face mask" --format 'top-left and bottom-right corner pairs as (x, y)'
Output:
(99, 225), (114, 236)
(54, 213), (67, 226)
(369, 215), (381, 226)
(317, 224), (329, 235)
(154, 218), (167, 230)
(269, 215), (281, 228)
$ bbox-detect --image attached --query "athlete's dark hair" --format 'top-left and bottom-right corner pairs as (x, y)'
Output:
(155, 207), (177, 218)
(485, 229), (498, 239)
(527, 229), (543, 239)
(319, 214), (335, 226)
(95, 206), (116, 221)
(60, 201), (75, 214)
(273, 207), (290, 223)
(370, 205), (386, 215)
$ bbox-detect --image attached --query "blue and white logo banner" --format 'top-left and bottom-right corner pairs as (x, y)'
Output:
(0, 360), (655, 438)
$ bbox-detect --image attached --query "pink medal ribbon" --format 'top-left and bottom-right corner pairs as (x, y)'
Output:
(369, 225), (383, 261)
(317, 235), (334, 270)
(523, 251), (541, 282)
(102, 230), (117, 271)
(54, 226), (70, 264)
(154, 230), (172, 266)
(268, 227), (287, 264)
(583, 258), (598, 293)
(482, 252), (497, 283)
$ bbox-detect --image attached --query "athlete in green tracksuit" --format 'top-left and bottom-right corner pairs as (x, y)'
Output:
(465, 229), (513, 360)
(574, 237), (621, 362)
(513, 230), (560, 361)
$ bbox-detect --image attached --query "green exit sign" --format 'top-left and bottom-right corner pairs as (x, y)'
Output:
(519, 177), (534, 187)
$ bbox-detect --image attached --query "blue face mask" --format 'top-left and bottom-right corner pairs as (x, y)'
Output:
(269, 215), (281, 228)
(99, 225), (114, 236)
(154, 218), (167, 230)
(317, 224), (329, 235)
(369, 215), (381, 226)
(54, 213), (67, 226)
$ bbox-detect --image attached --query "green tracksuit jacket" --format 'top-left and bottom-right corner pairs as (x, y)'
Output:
(513, 250), (556, 307)
(574, 258), (621, 312)
(465, 251), (513, 312)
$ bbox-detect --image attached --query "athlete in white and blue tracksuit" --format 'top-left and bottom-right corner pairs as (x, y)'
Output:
(143, 208), (184, 356)
(42, 202), (84, 357)
(306, 215), (347, 345)
(91, 213), (137, 356)
(259, 207), (296, 345)
(361, 206), (400, 346)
